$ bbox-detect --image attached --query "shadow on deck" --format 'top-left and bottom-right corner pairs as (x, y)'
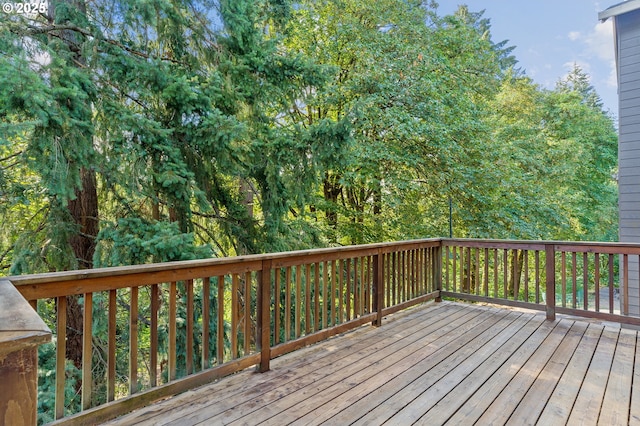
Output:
(104, 301), (640, 425)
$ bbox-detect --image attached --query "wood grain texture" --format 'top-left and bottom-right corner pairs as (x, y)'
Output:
(101, 302), (640, 426)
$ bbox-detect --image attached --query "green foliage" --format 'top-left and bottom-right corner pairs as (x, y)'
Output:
(0, 0), (620, 421)
(37, 341), (82, 425)
(94, 218), (212, 266)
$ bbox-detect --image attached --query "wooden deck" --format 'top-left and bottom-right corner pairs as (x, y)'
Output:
(104, 301), (640, 426)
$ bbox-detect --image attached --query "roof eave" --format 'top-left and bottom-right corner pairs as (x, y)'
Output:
(599, 0), (640, 21)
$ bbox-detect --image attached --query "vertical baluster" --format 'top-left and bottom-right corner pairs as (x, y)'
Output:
(609, 254), (615, 314)
(368, 256), (373, 312)
(594, 253), (600, 312)
(82, 292), (93, 410)
(410, 250), (415, 298)
(151, 284), (159, 384)
(55, 295), (67, 420)
(415, 249), (420, 296)
(513, 249), (518, 301)
(421, 249), (426, 294)
(524, 250), (529, 302)
(231, 274), (238, 359)
(493, 249), (498, 298)
(201, 278), (210, 370)
(475, 248), (480, 296)
(561, 252), (567, 308)
(244, 271), (251, 355)
(339, 259), (344, 324)
(404, 251), (408, 300)
(217, 275), (224, 364)
(107, 289), (116, 401)
(129, 287), (138, 394)
(623, 254), (629, 315)
(583, 253), (589, 311)
(462, 247), (468, 294)
(274, 269), (281, 344)
(295, 265), (302, 338)
(361, 257), (367, 313)
(285, 268), (291, 343)
(169, 282), (177, 380)
(452, 246), (457, 293)
(323, 261), (329, 329)
(346, 259), (352, 321)
(354, 257), (359, 317)
(483, 248), (489, 297)
(392, 252), (397, 304)
(331, 260), (337, 327)
(572, 252), (577, 309)
(186, 279), (194, 374)
(503, 249), (508, 298)
(315, 262), (320, 330)
(535, 251), (540, 304)
(465, 247), (475, 294)
(305, 264), (311, 334)
(385, 254), (391, 307)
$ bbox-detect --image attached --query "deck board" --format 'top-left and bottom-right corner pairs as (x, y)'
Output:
(104, 301), (640, 426)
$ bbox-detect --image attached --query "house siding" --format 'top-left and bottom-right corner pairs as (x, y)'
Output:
(617, 9), (640, 316)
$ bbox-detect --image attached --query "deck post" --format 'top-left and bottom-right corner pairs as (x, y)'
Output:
(257, 260), (272, 372)
(434, 243), (443, 302)
(545, 244), (556, 321)
(372, 250), (384, 327)
(0, 280), (51, 426)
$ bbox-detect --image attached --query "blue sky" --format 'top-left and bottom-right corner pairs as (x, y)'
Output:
(436, 1), (618, 115)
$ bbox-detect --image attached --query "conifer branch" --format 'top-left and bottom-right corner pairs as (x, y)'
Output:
(0, 150), (24, 162)
(24, 23), (187, 65)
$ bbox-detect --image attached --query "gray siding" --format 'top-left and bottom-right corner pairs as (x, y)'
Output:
(618, 9), (640, 316)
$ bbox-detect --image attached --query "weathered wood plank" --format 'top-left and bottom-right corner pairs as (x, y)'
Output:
(442, 318), (560, 424)
(566, 327), (620, 424)
(100, 302), (640, 426)
(598, 329), (637, 425)
(467, 319), (577, 425)
(536, 324), (604, 425)
(504, 320), (589, 425)
(106, 302), (458, 426)
(254, 307), (506, 426)
(353, 312), (533, 426)
(419, 314), (545, 424)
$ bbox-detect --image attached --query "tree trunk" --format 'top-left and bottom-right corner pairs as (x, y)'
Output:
(323, 172), (341, 241)
(66, 167), (98, 369)
(52, 0), (99, 371)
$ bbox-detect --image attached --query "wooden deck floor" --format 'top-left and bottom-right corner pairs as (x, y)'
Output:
(104, 301), (640, 426)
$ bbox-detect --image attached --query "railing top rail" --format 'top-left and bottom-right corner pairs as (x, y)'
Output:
(10, 238), (640, 283)
(442, 238), (640, 254)
(8, 239), (441, 299)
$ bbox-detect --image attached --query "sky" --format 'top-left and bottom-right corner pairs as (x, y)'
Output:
(436, 1), (619, 116)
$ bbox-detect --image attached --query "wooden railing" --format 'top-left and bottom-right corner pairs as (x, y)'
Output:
(7, 238), (640, 424)
(7, 240), (440, 424)
(441, 239), (640, 326)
